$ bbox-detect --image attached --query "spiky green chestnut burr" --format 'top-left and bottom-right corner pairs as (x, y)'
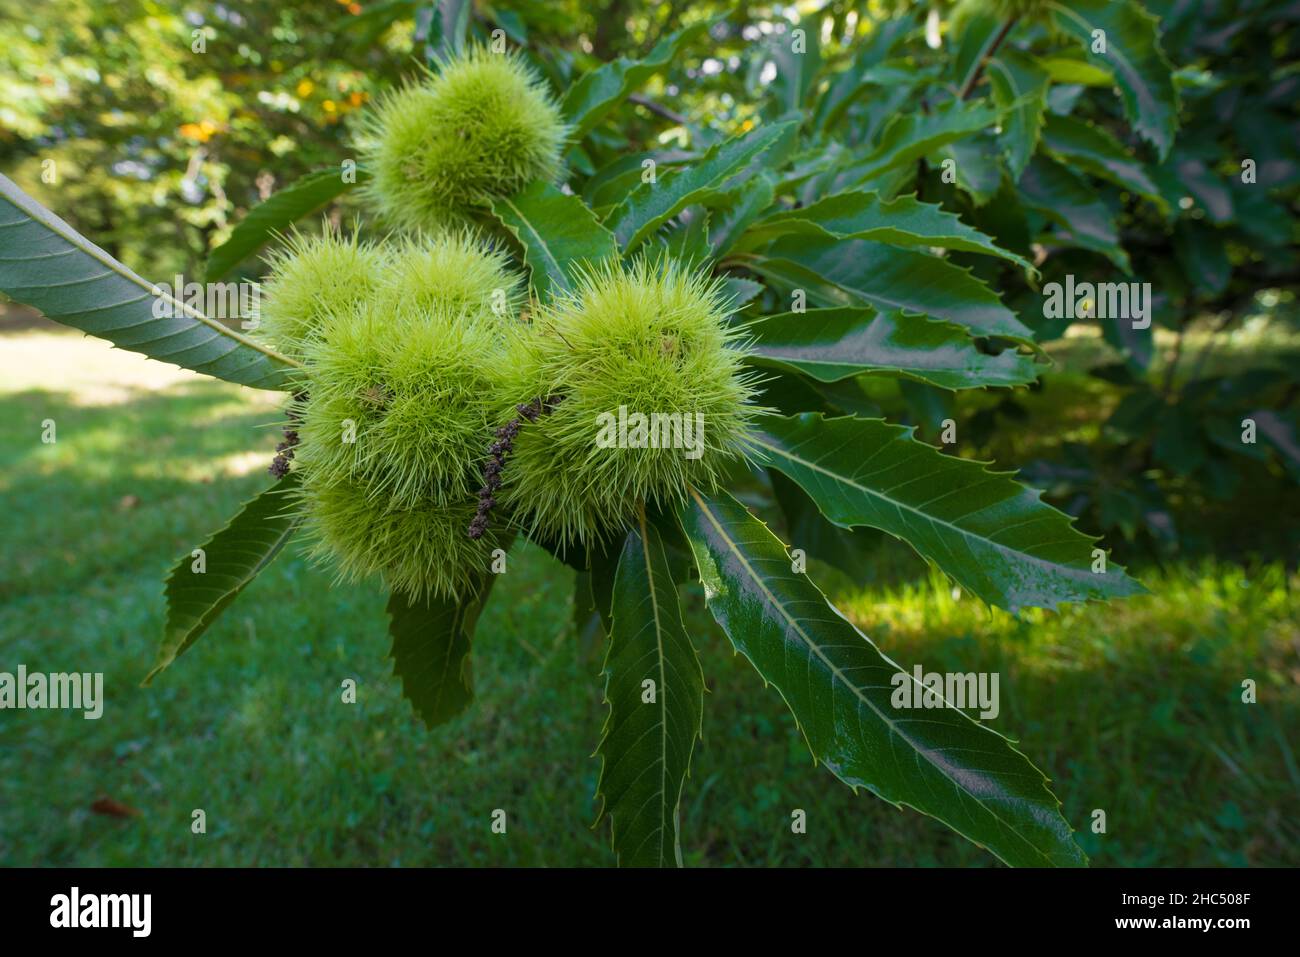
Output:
(293, 301), (515, 510)
(298, 474), (502, 601)
(498, 258), (761, 547)
(359, 46), (567, 231)
(375, 230), (523, 322)
(257, 229), (386, 360)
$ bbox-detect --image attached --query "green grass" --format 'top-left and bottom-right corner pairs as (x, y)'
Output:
(1, 328), (1297, 867)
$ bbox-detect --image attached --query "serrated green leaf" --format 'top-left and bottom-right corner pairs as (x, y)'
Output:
(707, 172), (775, 257)
(679, 487), (1088, 867)
(415, 0), (471, 65)
(386, 573), (495, 728)
(987, 49), (1051, 180)
(1046, 0), (1179, 159)
(812, 18), (914, 132)
(490, 180), (618, 300)
(751, 412), (1145, 611)
(595, 511), (704, 867)
(1018, 156), (1130, 270)
(769, 468), (879, 580)
(939, 134), (1005, 207)
(657, 208), (712, 265)
(607, 122), (794, 252)
(740, 190), (1036, 274)
(765, 20), (821, 112)
(721, 276), (764, 310)
(207, 167), (365, 280)
(560, 21), (711, 140)
(582, 150), (698, 209)
(748, 234), (1036, 343)
(0, 173), (299, 390)
(746, 307), (1039, 390)
(951, 11), (1003, 95)
(146, 473), (302, 684)
(1041, 114), (1166, 209)
(837, 101), (998, 188)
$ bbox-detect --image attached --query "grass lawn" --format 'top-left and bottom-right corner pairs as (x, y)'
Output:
(1, 326), (1297, 867)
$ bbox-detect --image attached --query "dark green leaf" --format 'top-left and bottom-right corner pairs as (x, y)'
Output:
(836, 101), (998, 187)
(146, 473), (302, 683)
(1101, 308), (1154, 370)
(1019, 156), (1130, 270)
(490, 180), (618, 300)
(679, 488), (1088, 867)
(987, 49), (1051, 180)
(386, 573), (496, 728)
(749, 234), (1036, 342)
(1047, 0), (1179, 159)
(1161, 157), (1233, 225)
(740, 190), (1036, 274)
(0, 173), (299, 391)
(812, 18), (914, 131)
(607, 122), (794, 252)
(583, 150), (697, 209)
(658, 208), (712, 265)
(1041, 114), (1165, 209)
(769, 468), (880, 581)
(1250, 410), (1300, 481)
(708, 172), (775, 257)
(721, 276), (764, 310)
(747, 306), (1039, 390)
(939, 134), (1005, 207)
(416, 0), (472, 64)
(560, 21), (711, 140)
(1173, 220), (1231, 296)
(595, 511), (704, 867)
(766, 21), (821, 112)
(751, 412), (1145, 611)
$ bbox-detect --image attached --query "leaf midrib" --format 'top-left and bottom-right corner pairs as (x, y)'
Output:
(687, 488), (1054, 865)
(0, 176), (299, 368)
(496, 194), (568, 293)
(636, 508), (672, 867)
(751, 425), (1089, 582)
(1045, 1), (1158, 125)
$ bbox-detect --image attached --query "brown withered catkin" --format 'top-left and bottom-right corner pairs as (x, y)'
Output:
(468, 394), (564, 539)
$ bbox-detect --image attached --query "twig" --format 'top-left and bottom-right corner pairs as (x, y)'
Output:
(468, 394), (566, 539)
(628, 93), (689, 126)
(959, 17), (1018, 100)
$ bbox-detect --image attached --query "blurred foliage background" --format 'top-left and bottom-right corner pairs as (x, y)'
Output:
(1, 0), (1297, 866)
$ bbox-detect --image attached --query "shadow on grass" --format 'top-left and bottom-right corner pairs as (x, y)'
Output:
(0, 384), (284, 600)
(1, 380), (1296, 867)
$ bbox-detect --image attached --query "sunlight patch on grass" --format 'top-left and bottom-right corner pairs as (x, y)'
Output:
(3, 330), (212, 402)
